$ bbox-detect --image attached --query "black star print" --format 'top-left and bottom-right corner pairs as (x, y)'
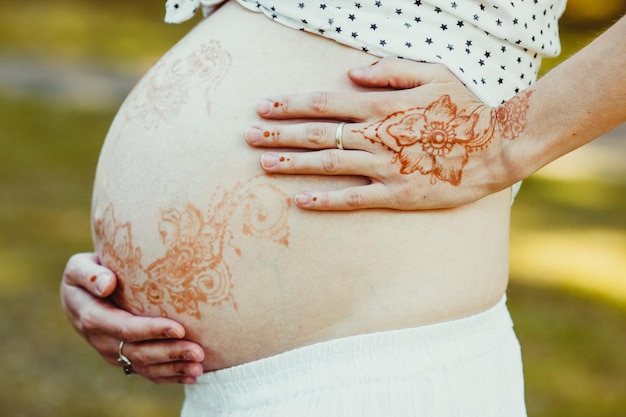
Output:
(256, 0), (558, 110)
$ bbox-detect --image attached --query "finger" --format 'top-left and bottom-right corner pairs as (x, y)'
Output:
(120, 357), (204, 384)
(135, 361), (204, 384)
(259, 149), (382, 177)
(119, 340), (204, 384)
(62, 252), (116, 297)
(348, 58), (453, 89)
(74, 287), (186, 343)
(118, 339), (205, 367)
(257, 90), (376, 121)
(293, 182), (397, 211)
(246, 122), (376, 152)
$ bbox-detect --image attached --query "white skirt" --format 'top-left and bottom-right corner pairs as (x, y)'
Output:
(182, 296), (526, 417)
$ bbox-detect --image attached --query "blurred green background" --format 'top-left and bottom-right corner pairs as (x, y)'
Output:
(0, 1), (624, 416)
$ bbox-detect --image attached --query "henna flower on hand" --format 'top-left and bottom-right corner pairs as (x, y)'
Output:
(359, 95), (488, 186)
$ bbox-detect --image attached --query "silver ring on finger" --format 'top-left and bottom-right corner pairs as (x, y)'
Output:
(117, 340), (133, 376)
(335, 122), (345, 150)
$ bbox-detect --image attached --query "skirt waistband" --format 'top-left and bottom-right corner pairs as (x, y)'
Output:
(185, 296), (514, 410)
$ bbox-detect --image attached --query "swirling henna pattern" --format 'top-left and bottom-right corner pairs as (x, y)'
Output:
(356, 91), (533, 186)
(125, 39), (232, 129)
(93, 177), (291, 319)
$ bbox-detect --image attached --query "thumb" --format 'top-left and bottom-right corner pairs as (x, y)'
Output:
(63, 252), (118, 297)
(348, 57), (442, 90)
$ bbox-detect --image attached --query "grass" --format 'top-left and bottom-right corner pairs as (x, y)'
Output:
(0, 1), (624, 416)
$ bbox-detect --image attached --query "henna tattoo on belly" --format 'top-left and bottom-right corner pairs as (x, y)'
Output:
(124, 39), (232, 129)
(355, 90), (533, 186)
(93, 177), (291, 319)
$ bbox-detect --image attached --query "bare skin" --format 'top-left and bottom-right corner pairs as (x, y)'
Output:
(60, 10), (625, 384)
(61, 253), (205, 383)
(248, 16), (625, 210)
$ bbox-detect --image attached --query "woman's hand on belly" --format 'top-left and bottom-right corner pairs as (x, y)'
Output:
(60, 253), (204, 384)
(246, 57), (532, 210)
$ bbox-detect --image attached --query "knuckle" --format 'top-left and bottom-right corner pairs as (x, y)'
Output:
(63, 254), (81, 280)
(305, 124), (327, 146)
(317, 192), (331, 208)
(396, 182), (416, 202)
(346, 189), (364, 207)
(79, 309), (102, 334)
(369, 97), (394, 116)
(321, 151), (341, 172)
(310, 92), (331, 114)
(130, 349), (147, 366)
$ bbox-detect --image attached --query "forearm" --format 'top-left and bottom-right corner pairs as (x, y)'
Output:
(507, 15), (626, 181)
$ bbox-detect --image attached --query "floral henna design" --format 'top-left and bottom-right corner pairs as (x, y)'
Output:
(356, 91), (533, 186)
(495, 92), (533, 140)
(93, 178), (291, 319)
(125, 39), (232, 129)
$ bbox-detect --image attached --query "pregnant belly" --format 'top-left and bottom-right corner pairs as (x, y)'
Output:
(91, 2), (511, 371)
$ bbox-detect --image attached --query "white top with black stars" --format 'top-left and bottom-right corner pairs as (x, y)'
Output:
(165, 0), (567, 105)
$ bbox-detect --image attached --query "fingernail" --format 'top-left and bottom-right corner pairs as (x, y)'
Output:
(257, 100), (272, 116)
(349, 65), (371, 78)
(295, 193), (312, 206)
(184, 350), (201, 361)
(190, 363), (204, 377)
(166, 328), (184, 339)
(245, 127), (262, 145)
(94, 273), (112, 295)
(260, 153), (278, 169)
